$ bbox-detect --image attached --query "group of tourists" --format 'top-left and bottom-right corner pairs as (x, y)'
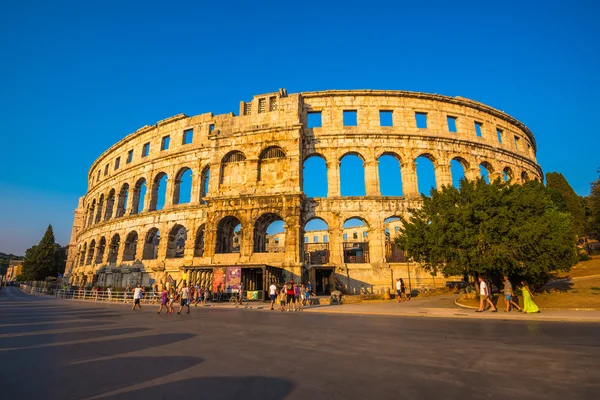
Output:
(477, 275), (540, 313)
(268, 279), (314, 311)
(395, 278), (410, 302)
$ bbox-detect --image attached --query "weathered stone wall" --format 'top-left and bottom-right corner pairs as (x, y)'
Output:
(65, 89), (542, 290)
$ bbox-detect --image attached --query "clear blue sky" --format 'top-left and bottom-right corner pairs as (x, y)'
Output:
(1, 0), (598, 255)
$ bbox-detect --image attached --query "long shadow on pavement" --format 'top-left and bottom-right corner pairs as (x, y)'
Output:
(0, 327), (148, 349)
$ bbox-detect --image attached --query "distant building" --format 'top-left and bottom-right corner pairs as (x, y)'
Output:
(6, 261), (24, 281)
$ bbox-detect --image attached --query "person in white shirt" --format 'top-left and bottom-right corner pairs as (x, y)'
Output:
(477, 277), (497, 312)
(395, 278), (402, 303)
(132, 284), (144, 310)
(269, 283), (278, 310)
(178, 283), (191, 314)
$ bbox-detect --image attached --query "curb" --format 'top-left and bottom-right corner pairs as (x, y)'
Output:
(454, 298), (600, 312)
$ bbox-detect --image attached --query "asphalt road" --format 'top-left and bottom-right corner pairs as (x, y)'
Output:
(1, 287), (599, 400)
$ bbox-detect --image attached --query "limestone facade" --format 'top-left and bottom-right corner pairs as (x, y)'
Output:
(65, 89), (542, 293)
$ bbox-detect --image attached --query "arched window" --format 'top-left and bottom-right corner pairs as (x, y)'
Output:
(479, 162), (493, 184)
(258, 146), (286, 182)
(503, 167), (513, 182)
(104, 189), (116, 221)
(304, 218), (329, 264)
(86, 240), (96, 265)
(173, 167), (192, 205)
(200, 166), (210, 200)
(194, 224), (205, 257)
(166, 225), (187, 258)
(521, 171), (530, 182)
(131, 178), (147, 214)
(142, 228), (160, 260)
(95, 195), (104, 224)
(254, 213), (285, 253)
(220, 151), (247, 185)
(450, 158), (468, 188)
(384, 217), (405, 262)
(415, 154), (436, 196)
(87, 200), (96, 227)
(303, 154), (328, 197)
(116, 183), (129, 218)
(150, 172), (168, 211)
(80, 242), (87, 265)
(342, 218), (370, 263)
(95, 237), (106, 264)
(107, 234), (120, 263)
(378, 153), (402, 196)
(216, 216), (242, 254)
(122, 231), (138, 261)
(340, 153), (366, 196)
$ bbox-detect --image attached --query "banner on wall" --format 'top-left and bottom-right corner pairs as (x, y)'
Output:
(213, 268), (225, 293)
(225, 266), (242, 293)
(247, 290), (259, 300)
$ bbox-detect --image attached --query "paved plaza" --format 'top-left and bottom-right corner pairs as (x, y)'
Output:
(1, 287), (599, 399)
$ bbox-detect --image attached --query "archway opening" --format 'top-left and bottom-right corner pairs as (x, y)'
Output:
(95, 195), (104, 224)
(108, 234), (120, 263)
(220, 151), (246, 186)
(416, 155), (436, 196)
(450, 158), (467, 188)
(116, 184), (129, 218)
(150, 172), (168, 211)
(122, 231), (138, 261)
(254, 213), (285, 253)
(174, 167), (192, 205)
(303, 154), (328, 197)
(194, 224), (205, 257)
(384, 217), (405, 262)
(503, 167), (513, 182)
(378, 153), (403, 196)
(258, 146), (286, 182)
(132, 179), (147, 214)
(86, 240), (96, 265)
(87, 200), (96, 227)
(142, 228), (161, 260)
(521, 171), (530, 182)
(342, 218), (369, 263)
(80, 243), (87, 266)
(104, 189), (115, 222)
(200, 166), (210, 200)
(340, 153), (366, 196)
(304, 218), (329, 265)
(479, 163), (492, 184)
(95, 237), (106, 264)
(216, 216), (242, 254)
(166, 225), (187, 258)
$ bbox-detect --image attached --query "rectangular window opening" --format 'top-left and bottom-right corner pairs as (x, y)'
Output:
(496, 128), (503, 143)
(244, 102), (252, 115)
(353, 232), (358, 239)
(415, 112), (428, 129)
(343, 110), (357, 126)
(307, 111), (322, 128)
(343, 233), (348, 241)
(313, 236), (318, 243)
(209, 124), (215, 132)
(183, 129), (193, 145)
(514, 135), (520, 150)
(447, 116), (457, 133)
(324, 235), (329, 243)
(304, 237), (308, 243)
(104, 164), (109, 176)
(141, 143), (150, 158)
(258, 98), (266, 113)
(161, 136), (170, 151)
(379, 110), (393, 127)
(114, 157), (120, 170)
(127, 150), (133, 163)
(475, 122), (483, 137)
(269, 96), (277, 111)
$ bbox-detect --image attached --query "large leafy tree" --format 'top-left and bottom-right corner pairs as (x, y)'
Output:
(546, 172), (586, 236)
(397, 179), (577, 288)
(587, 169), (600, 239)
(22, 225), (66, 280)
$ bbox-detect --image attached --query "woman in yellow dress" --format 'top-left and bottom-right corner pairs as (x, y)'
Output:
(521, 281), (541, 313)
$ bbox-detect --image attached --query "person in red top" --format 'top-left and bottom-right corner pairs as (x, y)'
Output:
(285, 279), (296, 312)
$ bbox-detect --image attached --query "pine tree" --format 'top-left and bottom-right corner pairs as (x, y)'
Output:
(22, 225), (59, 281)
(546, 172), (586, 236)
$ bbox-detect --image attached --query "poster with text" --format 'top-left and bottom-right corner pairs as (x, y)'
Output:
(225, 266), (242, 293)
(213, 268), (225, 293)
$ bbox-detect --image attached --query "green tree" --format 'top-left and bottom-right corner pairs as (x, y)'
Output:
(546, 172), (586, 236)
(22, 225), (64, 281)
(397, 179), (577, 288)
(587, 169), (600, 239)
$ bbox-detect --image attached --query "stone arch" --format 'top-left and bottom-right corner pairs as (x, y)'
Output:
(450, 157), (469, 188)
(122, 231), (138, 261)
(303, 217), (330, 265)
(80, 242), (87, 265)
(340, 152), (366, 196)
(104, 189), (116, 222)
(215, 216), (242, 254)
(303, 154), (328, 198)
(415, 154), (437, 195)
(342, 217), (370, 263)
(166, 224), (187, 259)
(173, 167), (192, 205)
(503, 166), (514, 182)
(200, 165), (210, 200)
(95, 236), (106, 264)
(521, 171), (530, 182)
(149, 172), (168, 211)
(258, 146), (286, 182)
(116, 183), (129, 218)
(384, 216), (405, 262)
(220, 150), (247, 185)
(479, 161), (494, 184)
(95, 194), (104, 224)
(142, 228), (161, 260)
(253, 213), (285, 253)
(194, 224), (205, 257)
(378, 152), (403, 196)
(86, 239), (96, 265)
(87, 199), (96, 227)
(131, 178), (147, 215)
(107, 234), (120, 263)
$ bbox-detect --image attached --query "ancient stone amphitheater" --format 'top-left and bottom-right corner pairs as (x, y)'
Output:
(65, 89), (542, 296)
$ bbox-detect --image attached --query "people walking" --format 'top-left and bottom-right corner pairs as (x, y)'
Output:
(216, 283), (223, 303)
(396, 278), (403, 303)
(157, 287), (170, 314)
(502, 275), (522, 312)
(477, 277), (497, 312)
(285, 279), (296, 312)
(279, 284), (287, 311)
(107, 285), (113, 302)
(521, 281), (541, 313)
(269, 282), (278, 310)
(124, 284), (131, 303)
(132, 284), (144, 310)
(178, 283), (191, 314)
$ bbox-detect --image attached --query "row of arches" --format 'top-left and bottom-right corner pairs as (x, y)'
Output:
(303, 152), (536, 197)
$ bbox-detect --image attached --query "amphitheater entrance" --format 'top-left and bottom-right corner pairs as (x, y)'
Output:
(308, 266), (334, 295)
